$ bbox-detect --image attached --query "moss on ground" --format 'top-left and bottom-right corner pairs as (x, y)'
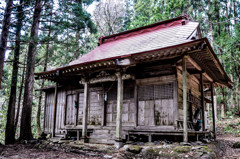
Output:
(173, 146), (191, 153)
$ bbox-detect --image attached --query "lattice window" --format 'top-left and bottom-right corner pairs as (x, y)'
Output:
(107, 85), (134, 100)
(123, 87), (134, 99)
(107, 87), (117, 100)
(138, 83), (173, 101)
(138, 85), (154, 100)
(154, 83), (173, 99)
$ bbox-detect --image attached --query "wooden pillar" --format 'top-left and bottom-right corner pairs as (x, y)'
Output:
(52, 81), (58, 137)
(101, 92), (107, 126)
(75, 93), (79, 126)
(134, 83), (138, 127)
(214, 95), (217, 121)
(115, 72), (123, 148)
(210, 83), (216, 139)
(200, 73), (205, 131)
(81, 80), (89, 142)
(182, 57), (188, 142)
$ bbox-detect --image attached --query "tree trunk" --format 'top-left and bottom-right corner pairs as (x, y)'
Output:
(14, 56), (26, 134)
(36, 29), (51, 137)
(233, 0), (237, 25)
(208, 0), (214, 46)
(5, 0), (24, 144)
(75, 29), (80, 59)
(20, 0), (43, 141)
(225, 0), (230, 37)
(221, 102), (225, 119)
(214, 0), (221, 37)
(221, 88), (227, 117)
(0, 0), (13, 88)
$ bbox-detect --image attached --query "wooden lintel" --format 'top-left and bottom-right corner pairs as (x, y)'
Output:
(79, 74), (134, 84)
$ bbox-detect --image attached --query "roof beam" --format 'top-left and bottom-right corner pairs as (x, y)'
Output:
(186, 55), (213, 83)
(186, 56), (202, 71)
(203, 72), (213, 83)
(206, 47), (225, 76)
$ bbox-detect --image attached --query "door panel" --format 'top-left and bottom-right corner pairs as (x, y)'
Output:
(106, 99), (135, 126)
(137, 83), (174, 127)
(66, 94), (77, 125)
(78, 90), (104, 126)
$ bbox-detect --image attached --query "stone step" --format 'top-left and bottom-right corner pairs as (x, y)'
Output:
(94, 129), (110, 134)
(89, 138), (115, 145)
(90, 134), (115, 139)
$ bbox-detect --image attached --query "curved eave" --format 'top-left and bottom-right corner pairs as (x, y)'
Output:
(35, 39), (205, 78)
(35, 38), (232, 88)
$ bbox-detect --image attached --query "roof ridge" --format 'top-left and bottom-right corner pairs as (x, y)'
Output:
(98, 15), (190, 45)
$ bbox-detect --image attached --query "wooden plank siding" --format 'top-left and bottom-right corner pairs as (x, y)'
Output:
(43, 74), (196, 135)
(106, 99), (135, 126)
(177, 67), (209, 130)
(136, 75), (177, 127)
(44, 87), (104, 134)
(56, 89), (66, 133)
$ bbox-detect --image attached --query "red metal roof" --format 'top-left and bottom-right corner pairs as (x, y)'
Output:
(69, 17), (199, 66)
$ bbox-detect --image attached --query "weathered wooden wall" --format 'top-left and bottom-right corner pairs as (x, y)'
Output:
(106, 81), (135, 126)
(65, 90), (76, 125)
(44, 88), (66, 134)
(78, 88), (104, 126)
(44, 68), (209, 134)
(44, 90), (54, 133)
(177, 67), (209, 129)
(44, 87), (105, 134)
(136, 75), (177, 127)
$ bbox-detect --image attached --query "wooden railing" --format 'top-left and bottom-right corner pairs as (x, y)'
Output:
(177, 120), (194, 130)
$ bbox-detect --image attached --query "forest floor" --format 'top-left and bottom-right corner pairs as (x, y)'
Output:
(1, 117), (240, 159)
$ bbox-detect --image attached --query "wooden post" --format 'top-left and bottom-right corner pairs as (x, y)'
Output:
(43, 92), (47, 134)
(214, 95), (217, 121)
(52, 81), (58, 137)
(75, 93), (79, 126)
(102, 92), (106, 126)
(134, 83), (138, 127)
(210, 83), (216, 139)
(115, 72), (123, 148)
(64, 94), (67, 125)
(182, 57), (188, 142)
(200, 73), (205, 131)
(81, 80), (89, 142)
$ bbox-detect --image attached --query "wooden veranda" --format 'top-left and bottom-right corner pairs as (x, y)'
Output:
(36, 15), (232, 147)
